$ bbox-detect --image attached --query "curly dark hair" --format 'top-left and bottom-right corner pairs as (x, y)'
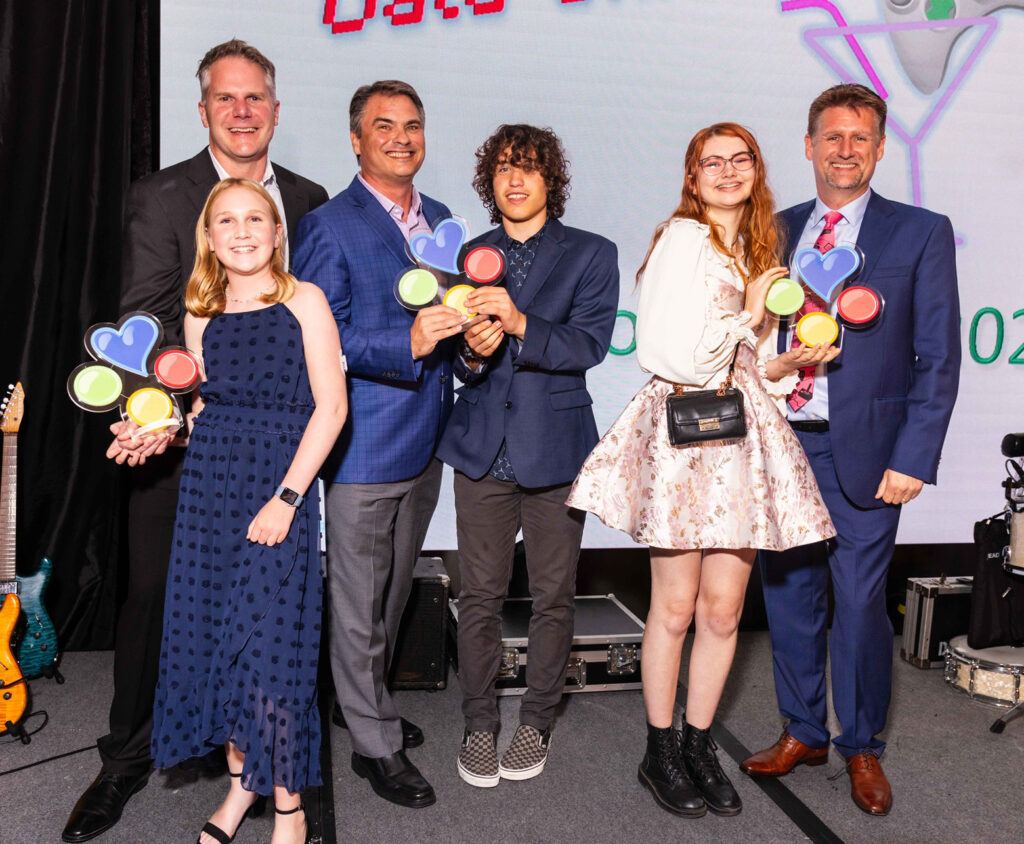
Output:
(473, 125), (571, 225)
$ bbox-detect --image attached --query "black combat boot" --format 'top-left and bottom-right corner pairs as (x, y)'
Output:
(637, 723), (706, 817)
(681, 723), (742, 816)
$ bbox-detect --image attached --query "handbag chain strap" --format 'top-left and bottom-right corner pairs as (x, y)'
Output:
(671, 343), (741, 398)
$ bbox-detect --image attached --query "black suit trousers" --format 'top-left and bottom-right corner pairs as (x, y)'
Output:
(96, 448), (183, 775)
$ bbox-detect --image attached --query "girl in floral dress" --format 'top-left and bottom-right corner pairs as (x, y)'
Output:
(567, 123), (836, 819)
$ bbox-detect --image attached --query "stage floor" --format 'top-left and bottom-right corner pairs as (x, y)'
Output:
(3, 632), (1021, 843)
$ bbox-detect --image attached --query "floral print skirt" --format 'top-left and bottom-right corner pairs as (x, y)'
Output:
(567, 349), (835, 551)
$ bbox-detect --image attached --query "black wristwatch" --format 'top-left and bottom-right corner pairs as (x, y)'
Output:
(274, 485), (304, 507)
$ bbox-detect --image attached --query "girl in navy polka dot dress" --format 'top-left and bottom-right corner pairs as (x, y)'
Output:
(150, 178), (347, 844)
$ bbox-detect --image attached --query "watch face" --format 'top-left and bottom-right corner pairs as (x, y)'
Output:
(278, 486), (300, 505)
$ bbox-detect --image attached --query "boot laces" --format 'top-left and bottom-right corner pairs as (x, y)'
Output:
(656, 730), (687, 783)
(684, 730), (725, 780)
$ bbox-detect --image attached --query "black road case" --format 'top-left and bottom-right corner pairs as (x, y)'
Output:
(391, 556), (450, 690)
(900, 575), (973, 668)
(448, 593), (645, 694)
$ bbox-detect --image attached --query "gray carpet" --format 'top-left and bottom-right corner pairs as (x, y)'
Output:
(3, 634), (1022, 843)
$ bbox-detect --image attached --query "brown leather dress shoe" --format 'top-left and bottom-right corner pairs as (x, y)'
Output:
(846, 752), (892, 815)
(739, 729), (828, 776)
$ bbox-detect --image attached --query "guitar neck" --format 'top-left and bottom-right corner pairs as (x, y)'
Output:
(1, 432), (16, 586)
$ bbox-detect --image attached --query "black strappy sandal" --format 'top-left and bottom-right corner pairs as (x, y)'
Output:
(274, 802), (307, 844)
(195, 772), (267, 844)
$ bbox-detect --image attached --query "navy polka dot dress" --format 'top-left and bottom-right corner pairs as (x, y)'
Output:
(151, 303), (322, 796)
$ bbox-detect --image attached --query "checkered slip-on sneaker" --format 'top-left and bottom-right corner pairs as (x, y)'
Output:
(457, 730), (499, 788)
(499, 725), (551, 781)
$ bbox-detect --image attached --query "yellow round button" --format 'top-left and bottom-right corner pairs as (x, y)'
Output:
(125, 387), (174, 427)
(795, 312), (839, 347)
(443, 284), (477, 318)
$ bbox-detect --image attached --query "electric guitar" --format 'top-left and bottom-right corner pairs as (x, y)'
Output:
(1, 383), (61, 682)
(1, 383), (29, 735)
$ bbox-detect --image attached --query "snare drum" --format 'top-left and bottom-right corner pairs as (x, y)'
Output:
(1003, 511), (1024, 576)
(944, 635), (1024, 707)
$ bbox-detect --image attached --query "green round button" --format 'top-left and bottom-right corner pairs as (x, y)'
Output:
(74, 365), (123, 407)
(398, 269), (439, 307)
(765, 278), (805, 316)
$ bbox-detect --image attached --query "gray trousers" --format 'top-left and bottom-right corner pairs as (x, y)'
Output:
(324, 459), (443, 758)
(454, 471), (584, 733)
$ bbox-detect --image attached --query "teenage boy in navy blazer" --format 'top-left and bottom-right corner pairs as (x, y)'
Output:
(436, 124), (619, 788)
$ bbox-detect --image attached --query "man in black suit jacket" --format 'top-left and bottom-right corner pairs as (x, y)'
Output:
(62, 40), (327, 844)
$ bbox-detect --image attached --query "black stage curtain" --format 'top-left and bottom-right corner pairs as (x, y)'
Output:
(0, 1), (159, 649)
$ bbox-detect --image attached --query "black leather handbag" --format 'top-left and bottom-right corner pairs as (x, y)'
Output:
(665, 346), (746, 446)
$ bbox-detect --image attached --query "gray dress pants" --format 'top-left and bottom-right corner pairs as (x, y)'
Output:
(324, 459), (442, 758)
(454, 471), (584, 733)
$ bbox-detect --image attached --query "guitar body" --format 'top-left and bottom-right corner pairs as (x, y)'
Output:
(0, 592), (29, 735)
(15, 557), (60, 679)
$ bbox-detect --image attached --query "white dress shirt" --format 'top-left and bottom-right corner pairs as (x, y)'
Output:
(208, 149), (289, 268)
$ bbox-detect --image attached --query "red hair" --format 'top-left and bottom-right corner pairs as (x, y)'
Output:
(637, 122), (780, 285)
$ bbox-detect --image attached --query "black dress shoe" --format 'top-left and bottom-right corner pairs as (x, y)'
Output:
(332, 702), (424, 748)
(62, 769), (150, 842)
(351, 750), (436, 808)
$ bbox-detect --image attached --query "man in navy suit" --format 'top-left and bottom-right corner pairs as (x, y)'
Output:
(740, 85), (960, 815)
(437, 125), (619, 788)
(293, 81), (464, 809)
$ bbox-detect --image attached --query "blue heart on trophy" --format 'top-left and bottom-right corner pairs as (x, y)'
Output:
(410, 218), (467, 274)
(89, 314), (160, 376)
(794, 246), (863, 302)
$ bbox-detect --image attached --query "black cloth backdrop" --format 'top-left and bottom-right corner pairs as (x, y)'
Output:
(0, 1), (158, 648)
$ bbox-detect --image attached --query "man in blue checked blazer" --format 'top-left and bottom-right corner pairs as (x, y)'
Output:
(740, 85), (960, 817)
(293, 81), (465, 809)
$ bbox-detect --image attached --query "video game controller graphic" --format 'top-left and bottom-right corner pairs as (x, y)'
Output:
(882, 0), (1023, 94)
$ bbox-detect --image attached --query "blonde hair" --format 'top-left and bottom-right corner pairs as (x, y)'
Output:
(186, 178), (296, 318)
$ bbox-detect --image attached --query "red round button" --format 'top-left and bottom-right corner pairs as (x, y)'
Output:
(464, 246), (505, 284)
(836, 285), (881, 326)
(154, 349), (200, 390)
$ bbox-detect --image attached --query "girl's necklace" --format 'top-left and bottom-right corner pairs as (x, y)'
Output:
(226, 285), (273, 304)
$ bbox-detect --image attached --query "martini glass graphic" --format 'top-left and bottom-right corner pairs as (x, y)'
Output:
(781, 0), (999, 244)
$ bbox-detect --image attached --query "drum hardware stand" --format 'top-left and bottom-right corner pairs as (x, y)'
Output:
(989, 699), (1024, 733)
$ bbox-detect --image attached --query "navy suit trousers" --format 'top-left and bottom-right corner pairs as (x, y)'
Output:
(760, 429), (900, 757)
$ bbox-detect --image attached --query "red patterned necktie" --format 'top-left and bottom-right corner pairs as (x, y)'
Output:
(787, 210), (843, 412)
